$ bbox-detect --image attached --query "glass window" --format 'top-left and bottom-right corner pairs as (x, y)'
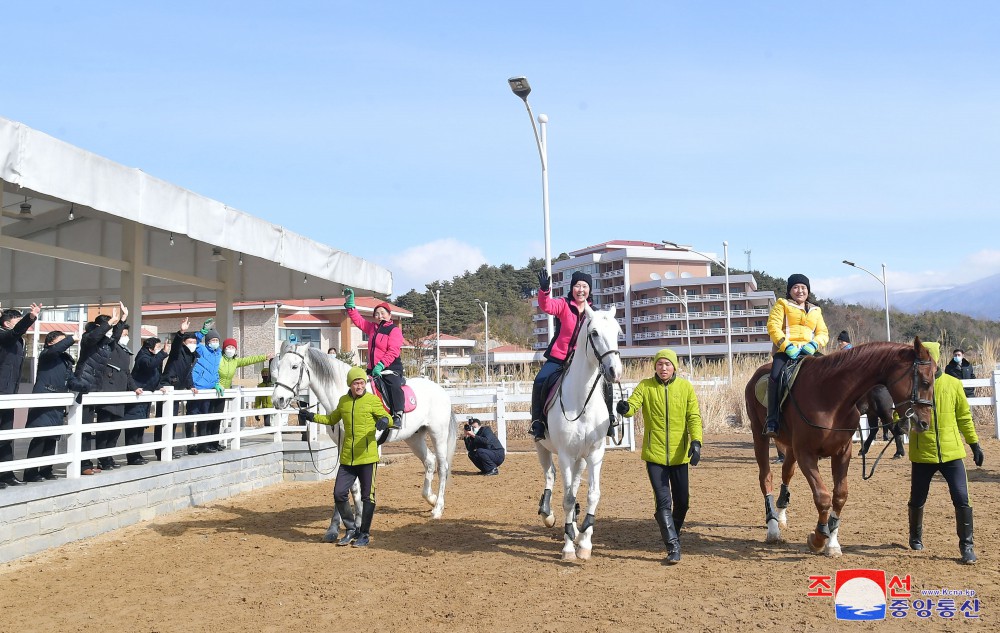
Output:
(281, 328), (321, 348)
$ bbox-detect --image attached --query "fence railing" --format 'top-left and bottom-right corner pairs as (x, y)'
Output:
(0, 387), (297, 479)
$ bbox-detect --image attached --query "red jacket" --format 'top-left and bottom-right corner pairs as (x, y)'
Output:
(347, 308), (403, 371)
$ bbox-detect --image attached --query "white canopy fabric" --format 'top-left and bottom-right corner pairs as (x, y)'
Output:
(0, 115), (392, 305)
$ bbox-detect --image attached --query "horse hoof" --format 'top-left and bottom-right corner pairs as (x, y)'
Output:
(778, 509), (788, 530)
(576, 548), (592, 561)
(766, 520), (781, 544)
(807, 533), (828, 554)
(430, 509), (443, 520)
(543, 514), (556, 528)
(561, 550), (577, 562)
(826, 546), (843, 558)
(321, 531), (337, 544)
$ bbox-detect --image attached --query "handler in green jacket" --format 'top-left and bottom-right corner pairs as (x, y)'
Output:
(299, 366), (394, 548)
(616, 348), (703, 564)
(908, 342), (985, 565)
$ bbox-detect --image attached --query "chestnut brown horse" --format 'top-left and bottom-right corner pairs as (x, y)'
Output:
(744, 339), (936, 556)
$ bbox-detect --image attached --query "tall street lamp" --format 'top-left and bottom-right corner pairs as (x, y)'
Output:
(663, 289), (694, 372)
(508, 76), (553, 339)
(664, 240), (733, 385)
(842, 260), (891, 341)
(433, 289), (441, 382)
(476, 299), (490, 383)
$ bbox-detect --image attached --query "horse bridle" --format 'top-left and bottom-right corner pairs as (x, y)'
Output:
(884, 357), (934, 426)
(558, 318), (622, 423)
(273, 347), (309, 404)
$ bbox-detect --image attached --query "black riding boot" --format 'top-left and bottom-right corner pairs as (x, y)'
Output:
(956, 505), (977, 564)
(335, 499), (358, 546)
(529, 379), (546, 441)
(763, 378), (780, 438)
(908, 505), (924, 550)
(655, 508), (681, 564)
(353, 501), (376, 548)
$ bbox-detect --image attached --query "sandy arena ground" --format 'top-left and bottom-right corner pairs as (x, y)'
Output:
(1, 433), (997, 632)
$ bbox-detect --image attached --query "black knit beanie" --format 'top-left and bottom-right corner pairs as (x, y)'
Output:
(570, 271), (593, 291)
(786, 273), (810, 295)
(837, 330), (850, 343)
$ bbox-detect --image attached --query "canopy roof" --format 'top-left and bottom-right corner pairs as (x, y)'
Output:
(0, 115), (392, 307)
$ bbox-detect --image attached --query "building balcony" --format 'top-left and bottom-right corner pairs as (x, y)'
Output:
(630, 291), (749, 308)
(597, 284), (625, 295)
(631, 326), (767, 340)
(597, 269), (625, 279)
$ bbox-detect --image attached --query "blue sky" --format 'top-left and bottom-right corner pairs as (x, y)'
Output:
(6, 2), (1000, 302)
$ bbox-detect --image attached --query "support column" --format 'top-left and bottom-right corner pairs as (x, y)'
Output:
(121, 222), (145, 353)
(216, 248), (236, 338)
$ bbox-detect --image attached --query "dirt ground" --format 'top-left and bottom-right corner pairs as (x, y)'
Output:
(1, 433), (997, 632)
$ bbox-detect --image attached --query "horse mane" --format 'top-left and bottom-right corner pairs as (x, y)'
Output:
(302, 344), (342, 387)
(805, 341), (905, 382)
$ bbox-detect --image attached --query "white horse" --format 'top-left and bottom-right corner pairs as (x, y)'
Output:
(535, 305), (624, 561)
(271, 342), (457, 530)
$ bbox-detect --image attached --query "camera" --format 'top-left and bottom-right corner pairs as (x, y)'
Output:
(463, 423), (472, 432)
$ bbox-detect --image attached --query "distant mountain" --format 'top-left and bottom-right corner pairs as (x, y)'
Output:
(882, 274), (1000, 321)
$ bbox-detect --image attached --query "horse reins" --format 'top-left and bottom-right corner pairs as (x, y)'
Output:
(556, 321), (625, 447)
(273, 347), (340, 476)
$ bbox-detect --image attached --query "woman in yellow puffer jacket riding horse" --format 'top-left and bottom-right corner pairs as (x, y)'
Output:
(763, 274), (829, 437)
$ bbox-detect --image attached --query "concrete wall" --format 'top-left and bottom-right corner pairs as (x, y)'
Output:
(0, 440), (342, 565)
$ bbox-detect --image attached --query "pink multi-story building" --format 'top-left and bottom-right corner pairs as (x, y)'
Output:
(533, 240), (776, 361)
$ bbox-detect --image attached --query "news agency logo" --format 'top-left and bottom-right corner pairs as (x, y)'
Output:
(834, 569), (887, 621)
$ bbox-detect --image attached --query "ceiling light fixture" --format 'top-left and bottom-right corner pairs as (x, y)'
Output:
(303, 274), (308, 284)
(238, 253), (244, 266)
(169, 233), (175, 246)
(68, 204), (75, 221)
(19, 196), (31, 215)
(210, 247), (226, 262)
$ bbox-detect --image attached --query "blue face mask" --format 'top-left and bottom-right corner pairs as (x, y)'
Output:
(954, 356), (962, 364)
(209, 341), (220, 351)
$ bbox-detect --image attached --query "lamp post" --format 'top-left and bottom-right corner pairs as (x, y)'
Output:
(433, 289), (441, 382)
(663, 240), (733, 385)
(508, 76), (554, 339)
(663, 289), (694, 371)
(842, 260), (891, 341)
(476, 299), (490, 384)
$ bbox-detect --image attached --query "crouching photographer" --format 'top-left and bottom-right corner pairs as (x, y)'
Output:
(464, 418), (505, 476)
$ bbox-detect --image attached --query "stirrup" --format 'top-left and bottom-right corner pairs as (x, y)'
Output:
(763, 421), (779, 438)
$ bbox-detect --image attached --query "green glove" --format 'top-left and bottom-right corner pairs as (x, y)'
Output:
(801, 342), (818, 356)
(201, 318), (214, 335)
(785, 344), (801, 360)
(214, 383), (225, 397)
(372, 362), (384, 377)
(343, 288), (355, 310)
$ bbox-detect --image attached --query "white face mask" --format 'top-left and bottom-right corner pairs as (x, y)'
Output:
(224, 349), (236, 358)
(105, 329), (113, 338)
(185, 343), (197, 353)
(119, 336), (130, 347)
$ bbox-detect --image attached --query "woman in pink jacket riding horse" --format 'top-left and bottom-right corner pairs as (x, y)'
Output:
(343, 288), (406, 426)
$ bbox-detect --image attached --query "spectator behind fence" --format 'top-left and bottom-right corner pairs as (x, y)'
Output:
(189, 319), (224, 453)
(463, 418), (505, 476)
(218, 337), (273, 441)
(944, 348), (976, 398)
(21, 331), (74, 483)
(1, 303), (40, 488)
(157, 318), (198, 459)
(255, 368), (274, 426)
(124, 336), (167, 465)
(69, 304), (143, 474)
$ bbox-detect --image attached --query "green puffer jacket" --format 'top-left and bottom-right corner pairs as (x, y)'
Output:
(909, 372), (978, 464)
(313, 391), (390, 466)
(218, 354), (269, 389)
(621, 350), (703, 466)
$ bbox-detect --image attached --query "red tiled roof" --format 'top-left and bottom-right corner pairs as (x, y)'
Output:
(283, 313), (332, 325)
(570, 240), (664, 256)
(36, 322), (155, 337)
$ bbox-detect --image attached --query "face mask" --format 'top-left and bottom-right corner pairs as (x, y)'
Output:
(208, 341), (220, 351)
(954, 356), (963, 364)
(224, 349), (236, 358)
(185, 343), (197, 353)
(119, 336), (130, 347)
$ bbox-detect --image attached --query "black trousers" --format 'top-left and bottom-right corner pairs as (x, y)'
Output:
(909, 459), (971, 508)
(0, 408), (14, 474)
(189, 398), (225, 446)
(334, 463), (377, 504)
(646, 461), (690, 516)
(24, 434), (59, 480)
(94, 409), (123, 459)
(468, 447), (505, 473)
(124, 402), (152, 461)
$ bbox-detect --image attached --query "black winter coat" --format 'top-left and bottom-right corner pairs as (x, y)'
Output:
(68, 320), (119, 393)
(94, 342), (138, 417)
(131, 347), (168, 391)
(465, 425), (504, 452)
(945, 358), (976, 397)
(0, 313), (36, 395)
(26, 336), (76, 428)
(159, 331), (196, 390)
